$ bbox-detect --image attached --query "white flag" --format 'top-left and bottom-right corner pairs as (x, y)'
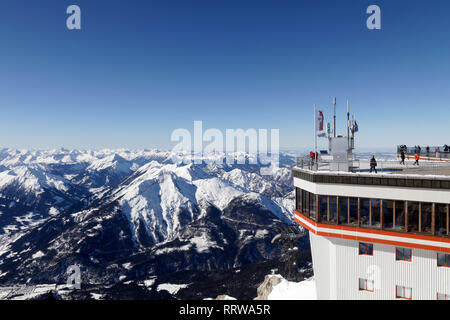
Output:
(316, 109), (324, 131)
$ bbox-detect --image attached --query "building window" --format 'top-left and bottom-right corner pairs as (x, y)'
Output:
(319, 195), (328, 222)
(435, 204), (448, 237)
(383, 200), (394, 229)
(295, 188), (301, 212)
(421, 203), (433, 234)
(328, 196), (337, 223)
(407, 202), (420, 233)
(359, 242), (373, 256)
(371, 199), (381, 228)
(396, 247), (412, 261)
(349, 197), (358, 225)
(437, 253), (450, 267)
(338, 196), (348, 225)
(360, 198), (370, 227)
(396, 285), (412, 300)
(359, 278), (374, 292)
(437, 293), (449, 300)
(296, 191), (449, 239)
(302, 189), (309, 216)
(310, 193), (316, 221)
(394, 201), (406, 231)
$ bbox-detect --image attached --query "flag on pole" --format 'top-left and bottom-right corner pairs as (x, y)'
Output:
(352, 120), (359, 133)
(316, 109), (324, 132)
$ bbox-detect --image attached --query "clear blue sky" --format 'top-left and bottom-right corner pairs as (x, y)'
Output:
(1, 0), (450, 151)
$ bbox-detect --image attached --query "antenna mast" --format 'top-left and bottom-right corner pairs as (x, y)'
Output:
(333, 97), (337, 138)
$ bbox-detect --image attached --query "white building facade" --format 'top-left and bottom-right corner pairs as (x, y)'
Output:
(293, 168), (450, 300)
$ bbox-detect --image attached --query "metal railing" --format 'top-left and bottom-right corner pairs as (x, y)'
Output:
(296, 156), (450, 175)
(397, 145), (450, 159)
(296, 156), (361, 172)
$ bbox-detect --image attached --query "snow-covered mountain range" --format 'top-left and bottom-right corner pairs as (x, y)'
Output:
(0, 148), (306, 299)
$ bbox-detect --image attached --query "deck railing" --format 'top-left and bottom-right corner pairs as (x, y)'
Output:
(296, 156), (450, 175)
(397, 145), (450, 160)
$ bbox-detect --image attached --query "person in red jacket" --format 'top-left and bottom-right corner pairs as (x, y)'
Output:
(414, 153), (420, 166)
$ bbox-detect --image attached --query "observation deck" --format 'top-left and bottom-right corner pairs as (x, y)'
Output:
(292, 157), (450, 253)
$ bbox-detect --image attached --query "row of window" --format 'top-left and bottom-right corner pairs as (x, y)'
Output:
(358, 244), (449, 299)
(358, 281), (448, 300)
(295, 188), (450, 237)
(293, 169), (450, 191)
(358, 242), (450, 267)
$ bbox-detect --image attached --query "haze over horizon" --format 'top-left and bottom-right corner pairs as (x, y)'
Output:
(1, 0), (449, 151)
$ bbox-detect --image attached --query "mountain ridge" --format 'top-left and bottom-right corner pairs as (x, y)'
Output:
(0, 149), (306, 299)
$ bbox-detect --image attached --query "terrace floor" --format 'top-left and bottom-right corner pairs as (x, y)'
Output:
(393, 166), (450, 177)
(296, 159), (450, 178)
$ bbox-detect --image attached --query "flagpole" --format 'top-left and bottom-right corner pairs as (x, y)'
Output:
(347, 99), (350, 155)
(314, 104), (317, 169)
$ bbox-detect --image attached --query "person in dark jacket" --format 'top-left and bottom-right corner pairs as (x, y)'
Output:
(370, 155), (377, 173)
(400, 149), (405, 165)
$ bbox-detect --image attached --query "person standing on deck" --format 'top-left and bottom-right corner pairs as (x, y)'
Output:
(414, 153), (420, 166)
(310, 151), (315, 165)
(400, 149), (406, 165)
(370, 155), (378, 173)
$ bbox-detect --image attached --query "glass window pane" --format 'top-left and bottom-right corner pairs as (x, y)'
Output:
(319, 195), (328, 222)
(367, 243), (373, 255)
(360, 198), (370, 227)
(435, 204), (447, 236)
(396, 286), (402, 297)
(437, 253), (445, 267)
(304, 190), (310, 216)
(395, 201), (406, 231)
(408, 202), (420, 233)
(339, 197), (348, 225)
(329, 196), (337, 223)
(310, 193), (316, 221)
(359, 278), (365, 290)
(359, 243), (363, 254)
(367, 280), (374, 291)
(405, 287), (412, 299)
(421, 203), (432, 234)
(404, 248), (412, 261)
(396, 248), (403, 260)
(349, 197), (358, 225)
(371, 199), (381, 228)
(383, 200), (394, 229)
(359, 243), (366, 255)
(296, 188), (301, 211)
